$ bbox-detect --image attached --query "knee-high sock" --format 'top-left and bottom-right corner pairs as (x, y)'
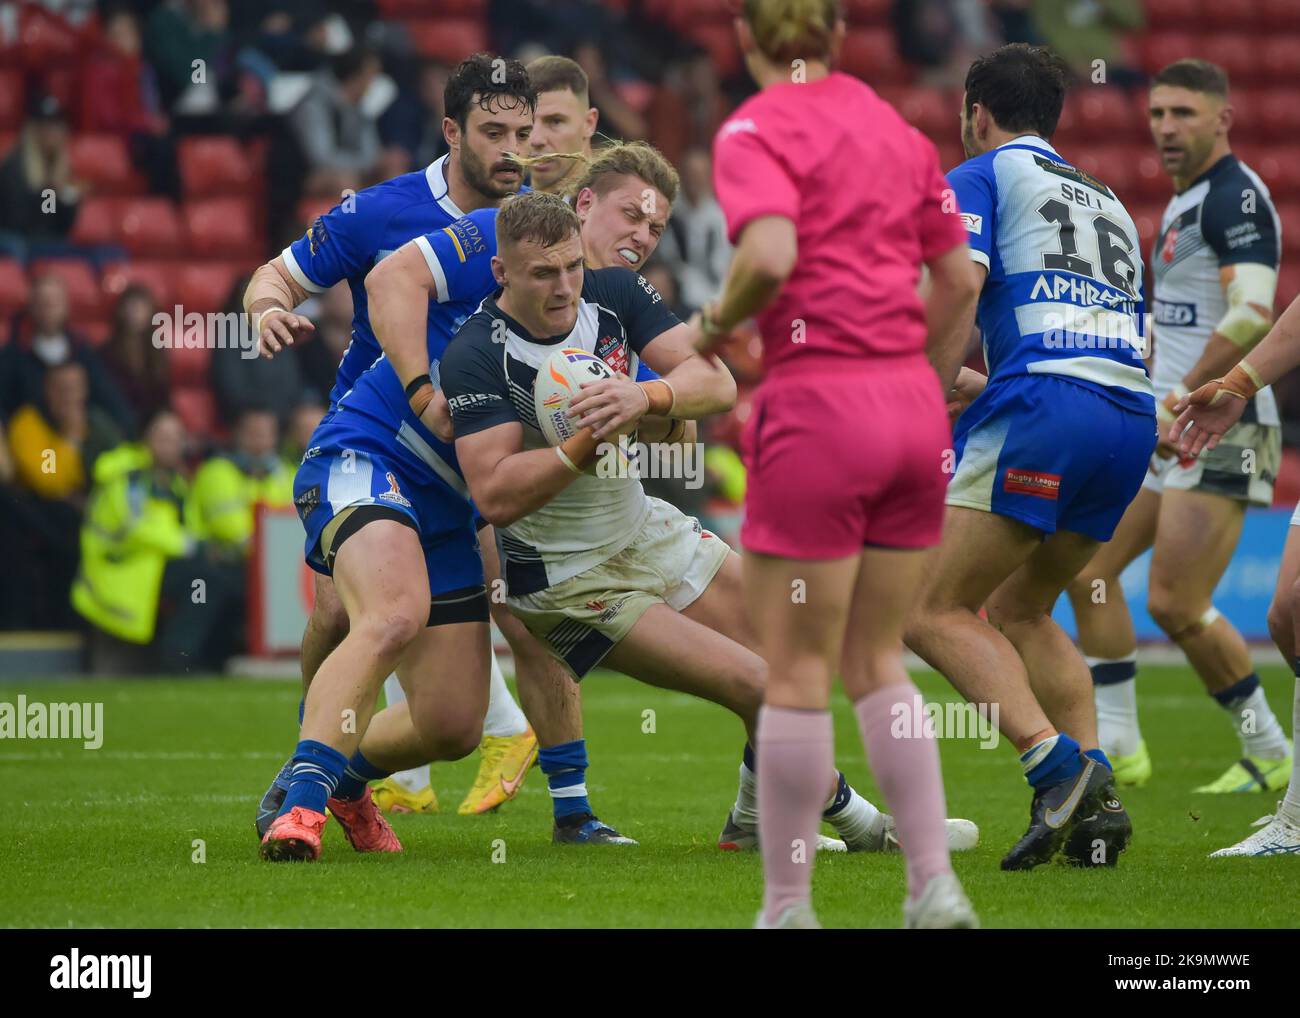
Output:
(482, 650), (529, 738)
(757, 705), (834, 925)
(1282, 671), (1300, 828)
(855, 682), (952, 899)
(382, 674), (431, 793)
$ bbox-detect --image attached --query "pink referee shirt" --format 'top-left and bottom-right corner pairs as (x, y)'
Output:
(713, 72), (967, 370)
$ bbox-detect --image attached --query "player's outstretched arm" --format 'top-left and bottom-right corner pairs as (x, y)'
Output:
(243, 257), (315, 358)
(365, 242), (451, 442)
(923, 244), (983, 391)
(1172, 289), (1300, 455)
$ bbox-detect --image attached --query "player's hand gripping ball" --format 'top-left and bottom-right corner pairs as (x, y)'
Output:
(533, 347), (633, 475)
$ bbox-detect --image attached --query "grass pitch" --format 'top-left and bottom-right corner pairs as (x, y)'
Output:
(1, 665), (1296, 928)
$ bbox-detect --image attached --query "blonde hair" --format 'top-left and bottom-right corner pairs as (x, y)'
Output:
(742, 0), (840, 64)
(573, 140), (680, 206)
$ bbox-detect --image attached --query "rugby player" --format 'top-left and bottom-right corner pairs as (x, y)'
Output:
(1066, 60), (1292, 794)
(704, 0), (979, 930)
(523, 56), (599, 197)
(1169, 291), (1300, 853)
(419, 190), (979, 855)
(909, 44), (1152, 870)
(244, 55), (544, 830)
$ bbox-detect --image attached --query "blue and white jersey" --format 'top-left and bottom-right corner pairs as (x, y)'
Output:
(281, 155), (475, 406)
(948, 135), (1153, 414)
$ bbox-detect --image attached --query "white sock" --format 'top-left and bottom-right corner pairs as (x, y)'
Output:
(1281, 676), (1300, 827)
(734, 761), (759, 828)
(822, 780), (882, 845)
(382, 673), (431, 793)
(481, 650), (528, 738)
(1088, 654), (1142, 757)
(1227, 686), (1289, 761)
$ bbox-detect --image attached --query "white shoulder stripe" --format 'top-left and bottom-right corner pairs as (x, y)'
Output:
(414, 235), (450, 303)
(281, 246), (326, 294)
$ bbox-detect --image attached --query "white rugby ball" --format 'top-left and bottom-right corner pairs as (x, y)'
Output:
(533, 346), (616, 447)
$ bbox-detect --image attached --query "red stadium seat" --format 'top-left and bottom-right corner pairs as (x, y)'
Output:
(165, 342), (212, 387)
(405, 18), (489, 63)
(16, 4), (81, 68)
(1076, 147), (1137, 202)
(28, 258), (102, 318)
(1129, 203), (1168, 252)
(1246, 145), (1300, 201)
(844, 0), (891, 24)
(1260, 0), (1300, 30)
(69, 196), (122, 247)
(171, 386), (218, 438)
(119, 198), (184, 256)
(179, 136), (256, 198)
(80, 320), (111, 347)
(0, 259), (31, 319)
(0, 69), (24, 131)
(1200, 34), (1258, 85)
(840, 27), (910, 87)
(1132, 151), (1172, 201)
(667, 0), (732, 26)
(1277, 264), (1300, 313)
(1143, 0), (1203, 27)
(1256, 89), (1300, 142)
(1227, 88), (1264, 143)
(102, 261), (176, 308)
(683, 22), (741, 79)
(1201, 0), (1259, 29)
(183, 197), (259, 259)
(70, 133), (143, 196)
(173, 262), (244, 314)
(878, 86), (956, 139)
(1075, 87), (1143, 141)
(1139, 32), (1202, 75)
(1275, 203), (1300, 256)
(1260, 36), (1300, 84)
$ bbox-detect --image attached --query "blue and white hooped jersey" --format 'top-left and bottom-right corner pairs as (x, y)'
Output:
(948, 135), (1153, 414)
(281, 155), (477, 406)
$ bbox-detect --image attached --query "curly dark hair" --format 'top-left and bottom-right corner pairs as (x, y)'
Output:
(444, 52), (537, 129)
(964, 44), (1071, 140)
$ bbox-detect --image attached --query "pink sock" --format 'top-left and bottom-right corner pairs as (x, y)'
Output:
(757, 705), (835, 924)
(855, 681), (952, 899)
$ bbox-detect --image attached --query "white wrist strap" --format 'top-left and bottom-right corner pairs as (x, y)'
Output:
(555, 446), (581, 474)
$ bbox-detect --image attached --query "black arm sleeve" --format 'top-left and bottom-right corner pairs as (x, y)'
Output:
(1201, 172), (1280, 268)
(584, 267), (681, 354)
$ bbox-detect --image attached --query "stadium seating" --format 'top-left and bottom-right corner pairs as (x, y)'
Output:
(102, 260), (176, 308)
(173, 262), (245, 313)
(70, 133), (144, 196)
(28, 258), (102, 318)
(182, 198), (260, 260)
(840, 27), (911, 86)
(0, 259), (31, 319)
(406, 18), (490, 62)
(179, 137), (257, 199)
(119, 198), (184, 257)
(170, 385), (219, 437)
(0, 68), (24, 132)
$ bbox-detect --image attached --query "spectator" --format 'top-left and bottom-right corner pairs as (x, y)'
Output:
(281, 397), (327, 464)
(573, 40), (648, 143)
(189, 406), (294, 557)
(144, 0), (234, 112)
(0, 274), (135, 433)
(1031, 0), (1145, 84)
(893, 0), (1000, 87)
(380, 59), (451, 172)
(2, 361), (121, 628)
(101, 285), (172, 436)
(289, 46), (385, 196)
(654, 148), (730, 312)
(0, 95), (83, 254)
(211, 275), (304, 423)
(81, 6), (179, 197)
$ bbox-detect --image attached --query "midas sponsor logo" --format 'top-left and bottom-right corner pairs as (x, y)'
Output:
(1003, 468), (1061, 500)
(50, 949), (151, 998)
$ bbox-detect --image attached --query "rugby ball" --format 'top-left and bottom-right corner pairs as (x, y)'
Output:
(533, 346), (617, 447)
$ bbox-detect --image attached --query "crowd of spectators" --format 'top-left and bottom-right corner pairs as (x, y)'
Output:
(1, 0), (1274, 670)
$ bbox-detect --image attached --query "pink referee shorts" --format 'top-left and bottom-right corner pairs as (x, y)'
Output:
(740, 359), (949, 560)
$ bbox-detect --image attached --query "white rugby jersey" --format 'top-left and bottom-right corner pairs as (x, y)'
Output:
(1151, 154), (1281, 426)
(440, 267), (680, 595)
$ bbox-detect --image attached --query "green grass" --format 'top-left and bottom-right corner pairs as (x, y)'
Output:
(0, 666), (1295, 928)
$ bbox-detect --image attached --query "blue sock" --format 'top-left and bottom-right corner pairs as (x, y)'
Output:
(1212, 672), (1260, 710)
(1084, 747), (1112, 772)
(1090, 659), (1136, 686)
(539, 739), (590, 822)
(298, 699), (305, 724)
(1021, 732), (1083, 789)
(334, 750), (390, 801)
(822, 771), (852, 818)
(279, 739), (348, 817)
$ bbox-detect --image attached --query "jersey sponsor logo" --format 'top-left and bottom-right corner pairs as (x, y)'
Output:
(1032, 154), (1113, 199)
(1003, 468), (1061, 500)
(720, 117), (758, 138)
(960, 212), (984, 235)
(294, 484), (321, 521)
(302, 445), (322, 461)
(448, 392), (503, 411)
(1223, 220), (1265, 251)
(596, 333), (630, 376)
(445, 217), (487, 260)
(635, 273), (663, 304)
(1028, 273), (1133, 309)
(1153, 299), (1196, 326)
(378, 472), (412, 508)
(308, 216), (328, 255)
